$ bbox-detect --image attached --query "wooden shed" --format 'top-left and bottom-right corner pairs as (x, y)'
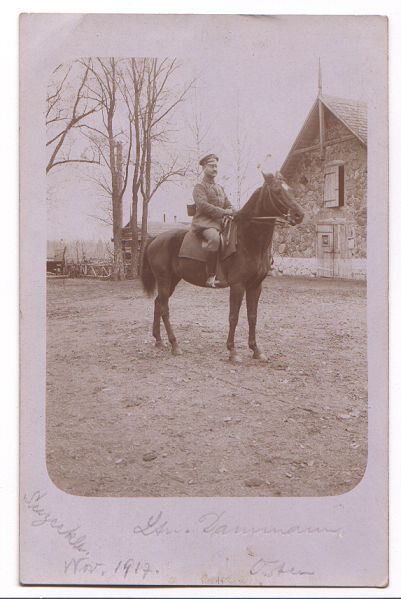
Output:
(121, 221), (189, 263)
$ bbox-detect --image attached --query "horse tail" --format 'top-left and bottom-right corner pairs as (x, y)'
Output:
(140, 238), (156, 297)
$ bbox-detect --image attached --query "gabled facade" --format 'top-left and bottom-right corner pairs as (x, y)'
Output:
(275, 94), (367, 279)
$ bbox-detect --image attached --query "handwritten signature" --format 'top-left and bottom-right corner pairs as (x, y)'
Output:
(250, 557), (315, 578)
(133, 510), (342, 538)
(249, 558), (315, 578)
(23, 490), (90, 557)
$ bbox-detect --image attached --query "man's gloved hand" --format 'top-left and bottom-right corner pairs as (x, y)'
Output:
(222, 214), (234, 229)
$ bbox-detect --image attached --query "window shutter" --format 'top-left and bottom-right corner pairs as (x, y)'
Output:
(324, 165), (340, 207)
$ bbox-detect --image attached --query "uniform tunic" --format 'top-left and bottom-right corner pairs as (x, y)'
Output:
(191, 177), (233, 232)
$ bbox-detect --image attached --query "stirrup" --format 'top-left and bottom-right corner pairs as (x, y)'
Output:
(205, 275), (219, 288)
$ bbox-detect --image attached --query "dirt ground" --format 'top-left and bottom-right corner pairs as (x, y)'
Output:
(46, 275), (367, 498)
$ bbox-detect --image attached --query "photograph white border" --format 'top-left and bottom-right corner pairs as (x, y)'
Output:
(3, 2), (399, 596)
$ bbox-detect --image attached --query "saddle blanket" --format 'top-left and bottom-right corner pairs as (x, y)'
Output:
(178, 222), (237, 263)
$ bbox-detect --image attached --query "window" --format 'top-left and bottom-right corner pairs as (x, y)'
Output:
(323, 161), (344, 208)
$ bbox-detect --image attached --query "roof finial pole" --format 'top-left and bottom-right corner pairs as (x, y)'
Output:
(318, 58), (325, 158)
(318, 58), (322, 97)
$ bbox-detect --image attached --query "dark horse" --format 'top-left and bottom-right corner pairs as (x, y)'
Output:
(141, 172), (304, 364)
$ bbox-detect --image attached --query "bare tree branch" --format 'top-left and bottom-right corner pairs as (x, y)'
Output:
(151, 79), (195, 129)
(46, 60), (102, 173)
(50, 158), (101, 170)
(77, 123), (109, 139)
(46, 64), (72, 118)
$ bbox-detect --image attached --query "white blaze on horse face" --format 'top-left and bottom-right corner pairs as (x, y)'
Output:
(278, 181), (304, 224)
(281, 181), (297, 204)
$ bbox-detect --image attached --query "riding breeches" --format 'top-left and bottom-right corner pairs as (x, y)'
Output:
(201, 228), (220, 252)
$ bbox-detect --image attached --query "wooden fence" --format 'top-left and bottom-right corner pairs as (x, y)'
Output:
(65, 262), (113, 279)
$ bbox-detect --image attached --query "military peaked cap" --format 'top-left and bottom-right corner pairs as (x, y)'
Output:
(199, 153), (219, 167)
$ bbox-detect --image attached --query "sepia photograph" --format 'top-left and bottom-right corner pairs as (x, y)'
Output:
(46, 25), (368, 499)
(20, 13), (388, 586)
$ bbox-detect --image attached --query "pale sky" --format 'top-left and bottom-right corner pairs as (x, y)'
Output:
(46, 15), (386, 241)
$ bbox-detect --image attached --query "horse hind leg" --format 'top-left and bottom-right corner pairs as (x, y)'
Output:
(158, 276), (182, 356)
(152, 297), (164, 348)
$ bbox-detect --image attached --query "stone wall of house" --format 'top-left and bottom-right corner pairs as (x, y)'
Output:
(280, 110), (367, 262)
(271, 223), (316, 259)
(270, 256), (366, 279)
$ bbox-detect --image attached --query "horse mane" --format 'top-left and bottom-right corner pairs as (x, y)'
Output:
(235, 186), (263, 219)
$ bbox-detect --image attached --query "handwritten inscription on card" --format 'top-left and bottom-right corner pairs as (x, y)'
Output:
(23, 490), (90, 557)
(23, 491), (159, 581)
(133, 510), (343, 538)
(23, 491), (344, 581)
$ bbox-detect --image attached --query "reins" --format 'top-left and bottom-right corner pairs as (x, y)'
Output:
(249, 217), (288, 226)
(235, 183), (292, 227)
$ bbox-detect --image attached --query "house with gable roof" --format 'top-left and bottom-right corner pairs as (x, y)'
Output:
(275, 90), (367, 279)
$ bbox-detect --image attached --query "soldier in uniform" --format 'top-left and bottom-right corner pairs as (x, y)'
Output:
(191, 154), (234, 287)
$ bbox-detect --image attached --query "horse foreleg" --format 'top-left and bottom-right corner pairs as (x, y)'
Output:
(227, 284), (245, 364)
(246, 284), (267, 361)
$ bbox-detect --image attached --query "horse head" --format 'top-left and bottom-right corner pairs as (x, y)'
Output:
(261, 172), (304, 225)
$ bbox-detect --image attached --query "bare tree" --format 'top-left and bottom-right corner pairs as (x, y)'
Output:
(121, 58), (193, 276)
(231, 99), (252, 210)
(119, 59), (147, 278)
(185, 87), (211, 185)
(79, 58), (133, 280)
(54, 57), (193, 280)
(138, 59), (193, 271)
(46, 61), (101, 173)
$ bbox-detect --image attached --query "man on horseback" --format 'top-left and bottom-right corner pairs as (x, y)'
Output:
(191, 153), (234, 287)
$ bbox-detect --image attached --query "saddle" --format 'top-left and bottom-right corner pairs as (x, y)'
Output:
(178, 218), (238, 285)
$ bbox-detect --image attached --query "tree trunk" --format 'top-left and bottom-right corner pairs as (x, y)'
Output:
(139, 125), (152, 274)
(129, 191), (139, 278)
(138, 199), (149, 275)
(111, 140), (125, 281)
(112, 227), (125, 280)
(112, 188), (125, 280)
(112, 199), (124, 279)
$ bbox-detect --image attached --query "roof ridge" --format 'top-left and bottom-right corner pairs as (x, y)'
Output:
(320, 95), (367, 145)
(281, 92), (368, 173)
(321, 93), (367, 108)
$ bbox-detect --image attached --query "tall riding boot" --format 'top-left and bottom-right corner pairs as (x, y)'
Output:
(206, 251), (219, 287)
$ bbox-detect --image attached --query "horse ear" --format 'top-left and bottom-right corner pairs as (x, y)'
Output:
(262, 171), (275, 183)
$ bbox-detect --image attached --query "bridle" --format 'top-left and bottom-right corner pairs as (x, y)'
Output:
(229, 179), (299, 231)
(248, 181), (293, 226)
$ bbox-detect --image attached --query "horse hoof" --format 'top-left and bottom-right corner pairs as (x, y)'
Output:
(155, 341), (165, 349)
(172, 346), (183, 356)
(253, 352), (268, 362)
(229, 354), (242, 365)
